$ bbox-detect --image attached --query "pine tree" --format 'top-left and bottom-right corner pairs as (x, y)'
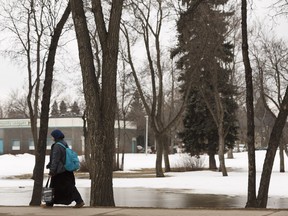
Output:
(70, 101), (80, 116)
(59, 100), (67, 116)
(50, 101), (59, 117)
(174, 0), (238, 170)
(178, 88), (217, 156)
(127, 91), (145, 123)
(127, 91), (147, 148)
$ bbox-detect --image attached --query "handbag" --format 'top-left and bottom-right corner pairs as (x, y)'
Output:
(42, 176), (54, 202)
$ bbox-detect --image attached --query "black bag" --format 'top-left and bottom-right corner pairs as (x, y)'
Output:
(42, 177), (54, 202)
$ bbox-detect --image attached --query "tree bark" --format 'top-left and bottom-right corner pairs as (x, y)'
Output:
(82, 111), (91, 178)
(208, 153), (217, 170)
(279, 141), (285, 172)
(70, 0), (123, 206)
(163, 134), (171, 172)
(227, 149), (234, 159)
(218, 124), (227, 176)
(29, 3), (71, 206)
(155, 133), (165, 177)
(241, 0), (257, 208)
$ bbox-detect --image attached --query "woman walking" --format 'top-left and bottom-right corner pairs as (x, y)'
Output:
(42, 129), (84, 208)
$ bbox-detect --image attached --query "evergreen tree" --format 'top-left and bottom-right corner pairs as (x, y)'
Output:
(71, 101), (80, 116)
(59, 100), (67, 116)
(127, 90), (147, 148)
(50, 101), (59, 117)
(127, 91), (145, 122)
(0, 106), (3, 118)
(178, 88), (218, 158)
(174, 0), (238, 170)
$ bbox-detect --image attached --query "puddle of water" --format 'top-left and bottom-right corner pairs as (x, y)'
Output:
(0, 187), (286, 208)
(115, 188), (247, 208)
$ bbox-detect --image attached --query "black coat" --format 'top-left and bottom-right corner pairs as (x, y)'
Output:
(47, 139), (77, 205)
(50, 171), (77, 205)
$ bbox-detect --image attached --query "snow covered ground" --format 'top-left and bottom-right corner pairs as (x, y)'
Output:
(1, 151), (288, 207)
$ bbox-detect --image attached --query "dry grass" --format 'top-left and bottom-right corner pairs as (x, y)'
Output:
(76, 168), (156, 179)
(6, 156), (207, 180)
(5, 168), (157, 180)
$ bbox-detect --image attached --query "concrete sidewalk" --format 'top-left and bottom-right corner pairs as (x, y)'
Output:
(1, 206), (288, 216)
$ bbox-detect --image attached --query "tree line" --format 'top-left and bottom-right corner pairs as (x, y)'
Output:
(0, 97), (82, 118)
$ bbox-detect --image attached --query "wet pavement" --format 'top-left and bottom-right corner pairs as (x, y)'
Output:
(114, 188), (247, 208)
(1, 186), (288, 209)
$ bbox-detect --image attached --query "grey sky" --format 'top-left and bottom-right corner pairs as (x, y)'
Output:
(0, 0), (287, 102)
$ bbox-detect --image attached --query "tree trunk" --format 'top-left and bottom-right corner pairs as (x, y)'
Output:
(163, 134), (171, 172)
(29, 3), (71, 206)
(155, 134), (165, 177)
(227, 148), (233, 159)
(241, 0), (257, 208)
(70, 0), (123, 206)
(218, 125), (227, 176)
(90, 121), (115, 206)
(82, 111), (91, 178)
(256, 86), (288, 208)
(121, 150), (125, 171)
(28, 15), (41, 180)
(279, 140), (285, 173)
(121, 121), (127, 171)
(208, 153), (217, 170)
(115, 117), (121, 170)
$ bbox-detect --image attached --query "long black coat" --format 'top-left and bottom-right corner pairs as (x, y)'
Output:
(47, 139), (77, 205)
(50, 171), (76, 205)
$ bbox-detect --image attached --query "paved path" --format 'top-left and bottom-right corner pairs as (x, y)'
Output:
(1, 207), (288, 216)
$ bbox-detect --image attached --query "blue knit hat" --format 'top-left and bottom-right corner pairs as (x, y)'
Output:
(51, 129), (65, 140)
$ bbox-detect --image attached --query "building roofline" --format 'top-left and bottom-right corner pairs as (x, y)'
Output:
(0, 117), (137, 129)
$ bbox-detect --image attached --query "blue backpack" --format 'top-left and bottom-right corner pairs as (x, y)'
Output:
(56, 142), (80, 172)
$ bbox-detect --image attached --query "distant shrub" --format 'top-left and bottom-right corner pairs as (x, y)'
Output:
(171, 154), (206, 172)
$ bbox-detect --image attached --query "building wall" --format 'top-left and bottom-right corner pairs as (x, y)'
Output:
(0, 118), (138, 155)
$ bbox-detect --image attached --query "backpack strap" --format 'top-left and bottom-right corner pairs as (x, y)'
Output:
(56, 142), (68, 149)
(56, 142), (67, 165)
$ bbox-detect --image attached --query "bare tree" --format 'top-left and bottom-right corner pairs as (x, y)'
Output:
(0, 0), (49, 153)
(29, 2), (71, 206)
(0, 1), (73, 188)
(272, 0), (288, 16)
(4, 90), (29, 118)
(241, 0), (257, 208)
(241, 0), (288, 208)
(247, 31), (288, 208)
(115, 52), (134, 170)
(122, 0), (189, 177)
(251, 33), (288, 171)
(256, 86), (288, 208)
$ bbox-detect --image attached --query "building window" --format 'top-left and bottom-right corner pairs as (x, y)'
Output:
(115, 137), (119, 149)
(46, 139), (72, 149)
(12, 140), (21, 150)
(29, 139), (35, 150)
(66, 139), (72, 149)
